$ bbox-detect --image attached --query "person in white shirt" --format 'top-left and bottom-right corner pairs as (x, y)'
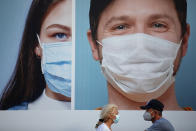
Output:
(95, 104), (120, 131)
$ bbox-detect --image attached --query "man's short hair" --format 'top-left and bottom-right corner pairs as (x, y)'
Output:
(89, 0), (187, 41)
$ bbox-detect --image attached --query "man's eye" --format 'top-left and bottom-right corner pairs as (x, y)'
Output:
(109, 24), (131, 35)
(151, 22), (168, 32)
(115, 25), (127, 30)
(54, 33), (68, 40)
(152, 23), (165, 28)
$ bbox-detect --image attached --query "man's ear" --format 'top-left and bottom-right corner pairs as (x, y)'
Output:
(181, 24), (190, 57)
(34, 45), (42, 58)
(87, 29), (100, 60)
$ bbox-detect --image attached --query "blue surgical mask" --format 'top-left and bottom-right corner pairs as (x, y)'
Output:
(113, 114), (120, 124)
(37, 34), (72, 98)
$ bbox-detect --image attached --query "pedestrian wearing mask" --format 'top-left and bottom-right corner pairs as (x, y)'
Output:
(141, 99), (175, 131)
(95, 104), (120, 131)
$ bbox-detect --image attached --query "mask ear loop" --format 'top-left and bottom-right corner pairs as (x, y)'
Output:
(96, 40), (104, 65)
(172, 39), (183, 78)
(96, 40), (103, 46)
(36, 34), (42, 47)
(176, 39), (183, 53)
(179, 39), (183, 45)
(36, 34), (44, 74)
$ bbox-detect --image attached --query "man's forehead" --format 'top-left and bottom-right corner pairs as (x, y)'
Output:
(99, 0), (177, 23)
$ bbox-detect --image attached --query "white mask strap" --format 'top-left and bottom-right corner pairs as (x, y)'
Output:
(96, 40), (103, 46)
(36, 34), (44, 73)
(179, 39), (183, 45)
(36, 34), (42, 47)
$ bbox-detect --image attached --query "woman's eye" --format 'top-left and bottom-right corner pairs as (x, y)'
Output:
(54, 33), (68, 40)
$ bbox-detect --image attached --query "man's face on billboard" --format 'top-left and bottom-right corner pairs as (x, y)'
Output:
(88, 0), (190, 75)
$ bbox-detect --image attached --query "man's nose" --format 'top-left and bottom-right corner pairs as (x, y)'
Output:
(133, 23), (148, 34)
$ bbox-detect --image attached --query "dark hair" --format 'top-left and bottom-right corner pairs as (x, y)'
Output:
(0, 0), (63, 110)
(173, 0), (187, 37)
(89, 0), (113, 41)
(89, 0), (187, 41)
(95, 119), (104, 128)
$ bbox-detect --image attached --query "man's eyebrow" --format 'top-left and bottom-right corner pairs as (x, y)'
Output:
(103, 14), (175, 28)
(149, 14), (175, 23)
(104, 15), (132, 28)
(46, 24), (70, 31)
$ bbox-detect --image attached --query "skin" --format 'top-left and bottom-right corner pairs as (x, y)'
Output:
(35, 0), (72, 101)
(87, 0), (190, 109)
(105, 107), (119, 130)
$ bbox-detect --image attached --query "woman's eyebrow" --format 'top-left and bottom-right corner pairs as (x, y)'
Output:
(46, 24), (70, 31)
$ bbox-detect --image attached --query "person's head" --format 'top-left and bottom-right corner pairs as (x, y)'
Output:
(140, 99), (164, 122)
(35, 0), (72, 101)
(87, 0), (190, 75)
(95, 104), (119, 128)
(0, 0), (72, 110)
(87, 0), (190, 104)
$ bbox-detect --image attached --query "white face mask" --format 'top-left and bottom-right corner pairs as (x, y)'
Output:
(98, 33), (181, 102)
(143, 111), (154, 121)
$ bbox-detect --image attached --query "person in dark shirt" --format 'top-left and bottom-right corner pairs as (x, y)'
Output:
(141, 99), (175, 131)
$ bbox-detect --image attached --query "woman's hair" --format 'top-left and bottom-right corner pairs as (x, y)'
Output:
(95, 104), (118, 128)
(0, 0), (63, 110)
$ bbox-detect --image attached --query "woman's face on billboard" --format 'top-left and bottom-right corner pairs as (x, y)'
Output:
(35, 0), (72, 101)
(40, 0), (72, 44)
